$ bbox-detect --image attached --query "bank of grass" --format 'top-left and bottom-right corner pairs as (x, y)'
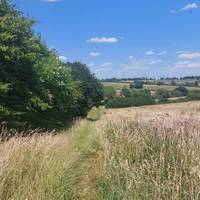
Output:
(0, 117), (102, 200)
(97, 118), (200, 199)
(86, 107), (102, 121)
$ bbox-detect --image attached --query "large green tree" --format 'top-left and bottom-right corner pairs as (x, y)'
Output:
(32, 53), (81, 113)
(68, 62), (103, 116)
(0, 0), (47, 110)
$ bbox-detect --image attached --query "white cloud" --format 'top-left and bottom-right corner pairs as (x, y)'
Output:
(158, 51), (167, 56)
(101, 62), (113, 67)
(90, 52), (100, 57)
(59, 56), (68, 61)
(87, 37), (118, 43)
(170, 2), (199, 13)
(145, 50), (155, 56)
(129, 56), (134, 59)
(175, 61), (200, 68)
(181, 3), (199, 10)
(178, 52), (200, 59)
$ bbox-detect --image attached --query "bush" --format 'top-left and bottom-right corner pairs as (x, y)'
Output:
(130, 81), (144, 89)
(135, 81), (144, 89)
(173, 86), (188, 97)
(156, 89), (171, 99)
(121, 87), (132, 97)
(106, 93), (155, 108)
(157, 81), (165, 86)
(187, 90), (200, 100)
(103, 86), (117, 100)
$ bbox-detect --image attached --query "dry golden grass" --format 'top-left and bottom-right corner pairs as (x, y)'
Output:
(94, 101), (200, 199)
(0, 119), (102, 200)
(1, 102), (200, 199)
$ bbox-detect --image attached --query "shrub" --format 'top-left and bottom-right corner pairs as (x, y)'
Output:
(187, 90), (200, 100)
(156, 89), (171, 99)
(173, 86), (188, 97)
(134, 81), (144, 89)
(157, 81), (165, 86)
(106, 93), (155, 108)
(103, 86), (117, 100)
(121, 87), (132, 97)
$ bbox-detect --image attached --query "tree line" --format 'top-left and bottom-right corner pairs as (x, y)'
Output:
(0, 0), (103, 129)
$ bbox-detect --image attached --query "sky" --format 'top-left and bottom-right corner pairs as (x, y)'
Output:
(12, 0), (200, 79)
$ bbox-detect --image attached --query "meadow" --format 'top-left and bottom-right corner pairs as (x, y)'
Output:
(1, 102), (200, 199)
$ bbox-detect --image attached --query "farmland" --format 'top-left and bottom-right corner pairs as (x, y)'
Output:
(103, 81), (200, 91)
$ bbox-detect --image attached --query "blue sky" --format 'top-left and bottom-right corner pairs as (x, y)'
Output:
(13, 0), (200, 78)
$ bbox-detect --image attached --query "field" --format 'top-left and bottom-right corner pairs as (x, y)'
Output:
(103, 81), (200, 91)
(1, 102), (200, 199)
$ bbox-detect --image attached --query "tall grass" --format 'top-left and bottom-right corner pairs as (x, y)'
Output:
(0, 120), (101, 200)
(98, 117), (200, 199)
(1, 104), (200, 199)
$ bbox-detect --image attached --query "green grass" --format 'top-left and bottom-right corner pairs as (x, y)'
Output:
(86, 107), (101, 121)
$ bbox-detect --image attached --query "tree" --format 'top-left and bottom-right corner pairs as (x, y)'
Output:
(0, 0), (47, 110)
(121, 87), (132, 97)
(103, 86), (116, 100)
(171, 80), (177, 86)
(156, 89), (170, 99)
(157, 81), (165, 86)
(194, 80), (199, 87)
(132, 81), (144, 89)
(173, 86), (188, 97)
(69, 62), (103, 116)
(32, 52), (82, 113)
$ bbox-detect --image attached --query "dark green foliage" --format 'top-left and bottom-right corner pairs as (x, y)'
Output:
(121, 87), (132, 97)
(0, 1), (103, 130)
(106, 91), (155, 108)
(156, 89), (171, 102)
(103, 86), (117, 100)
(173, 86), (188, 97)
(0, 0), (46, 110)
(187, 91), (200, 100)
(134, 81), (144, 89)
(157, 81), (165, 86)
(69, 62), (103, 116)
(194, 81), (199, 87)
(171, 80), (177, 86)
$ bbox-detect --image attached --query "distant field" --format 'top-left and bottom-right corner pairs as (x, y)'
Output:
(103, 81), (200, 91)
(144, 84), (200, 91)
(102, 82), (130, 90)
